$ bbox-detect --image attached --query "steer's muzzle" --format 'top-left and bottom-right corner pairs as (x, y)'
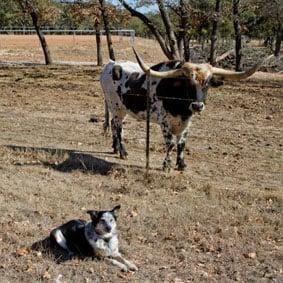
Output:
(190, 102), (205, 112)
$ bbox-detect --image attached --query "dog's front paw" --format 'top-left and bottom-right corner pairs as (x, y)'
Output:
(127, 263), (138, 271)
(120, 265), (128, 272)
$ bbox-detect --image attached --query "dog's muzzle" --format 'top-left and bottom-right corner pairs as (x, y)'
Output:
(190, 102), (205, 112)
(95, 225), (112, 236)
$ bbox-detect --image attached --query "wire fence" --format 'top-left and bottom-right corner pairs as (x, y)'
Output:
(0, 107), (280, 186)
(0, 31), (280, 183)
(0, 75), (280, 186)
(0, 27), (135, 41)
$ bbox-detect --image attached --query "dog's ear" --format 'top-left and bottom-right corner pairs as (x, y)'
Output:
(111, 205), (121, 218)
(87, 210), (99, 221)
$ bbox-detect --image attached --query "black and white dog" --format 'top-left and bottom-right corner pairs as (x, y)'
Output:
(50, 205), (138, 272)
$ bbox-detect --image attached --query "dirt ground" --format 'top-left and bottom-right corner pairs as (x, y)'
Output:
(0, 35), (166, 63)
(0, 40), (282, 282)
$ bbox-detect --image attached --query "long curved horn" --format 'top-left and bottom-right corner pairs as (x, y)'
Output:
(212, 55), (274, 80)
(132, 47), (183, 78)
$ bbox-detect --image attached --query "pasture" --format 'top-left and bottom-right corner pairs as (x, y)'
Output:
(0, 37), (282, 282)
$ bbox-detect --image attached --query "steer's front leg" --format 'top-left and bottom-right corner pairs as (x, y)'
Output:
(159, 119), (175, 171)
(176, 129), (188, 171)
(163, 133), (175, 171)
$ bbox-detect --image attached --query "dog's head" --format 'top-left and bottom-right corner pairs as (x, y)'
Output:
(87, 205), (120, 239)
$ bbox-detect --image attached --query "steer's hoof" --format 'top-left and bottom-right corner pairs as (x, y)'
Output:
(113, 144), (119, 154)
(120, 152), (128, 160)
(177, 161), (187, 171)
(103, 123), (109, 134)
(162, 162), (171, 172)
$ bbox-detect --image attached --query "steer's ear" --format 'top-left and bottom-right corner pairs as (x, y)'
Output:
(210, 77), (224, 87)
(112, 65), (123, 81)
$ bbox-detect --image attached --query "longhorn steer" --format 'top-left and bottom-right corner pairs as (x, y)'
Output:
(100, 50), (273, 171)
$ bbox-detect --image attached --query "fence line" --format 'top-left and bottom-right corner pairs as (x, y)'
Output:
(0, 28), (135, 43)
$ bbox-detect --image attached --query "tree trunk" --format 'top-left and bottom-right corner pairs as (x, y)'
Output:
(17, 0), (52, 65)
(201, 36), (205, 51)
(179, 0), (190, 61)
(99, 0), (115, 61)
(156, 0), (180, 60)
(177, 36), (184, 58)
(95, 23), (103, 66)
(264, 37), (272, 48)
(31, 12), (52, 65)
(233, 0), (242, 71)
(209, 0), (221, 65)
(274, 22), (282, 57)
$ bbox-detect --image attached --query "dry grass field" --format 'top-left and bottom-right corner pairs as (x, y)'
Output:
(0, 36), (282, 282)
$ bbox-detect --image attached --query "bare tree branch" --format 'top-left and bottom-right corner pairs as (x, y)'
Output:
(156, 0), (180, 59)
(119, 0), (174, 59)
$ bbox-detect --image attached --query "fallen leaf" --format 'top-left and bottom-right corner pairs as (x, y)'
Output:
(16, 247), (30, 256)
(36, 251), (42, 257)
(248, 252), (257, 259)
(43, 271), (51, 279)
(130, 210), (138, 217)
(174, 278), (185, 283)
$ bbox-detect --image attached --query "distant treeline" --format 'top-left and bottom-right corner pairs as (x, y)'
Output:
(0, 0), (281, 66)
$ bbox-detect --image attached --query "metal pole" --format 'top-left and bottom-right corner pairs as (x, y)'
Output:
(146, 74), (151, 175)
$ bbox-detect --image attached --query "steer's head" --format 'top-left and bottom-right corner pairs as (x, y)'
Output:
(133, 48), (273, 114)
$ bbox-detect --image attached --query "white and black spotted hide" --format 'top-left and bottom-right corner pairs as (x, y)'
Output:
(100, 60), (212, 171)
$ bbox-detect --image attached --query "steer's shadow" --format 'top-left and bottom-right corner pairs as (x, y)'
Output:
(6, 144), (147, 175)
(51, 151), (113, 175)
(6, 144), (117, 175)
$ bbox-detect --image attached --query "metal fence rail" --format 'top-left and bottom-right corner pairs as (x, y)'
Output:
(0, 28), (135, 42)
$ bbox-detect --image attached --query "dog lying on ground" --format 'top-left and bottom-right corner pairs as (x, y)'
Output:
(50, 205), (138, 272)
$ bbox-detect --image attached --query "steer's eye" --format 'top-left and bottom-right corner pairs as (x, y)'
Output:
(202, 83), (209, 91)
(204, 79), (210, 87)
(191, 73), (196, 80)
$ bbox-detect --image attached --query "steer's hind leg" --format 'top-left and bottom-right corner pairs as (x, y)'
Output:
(111, 118), (119, 154)
(176, 130), (188, 171)
(111, 114), (128, 159)
(103, 99), (110, 133)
